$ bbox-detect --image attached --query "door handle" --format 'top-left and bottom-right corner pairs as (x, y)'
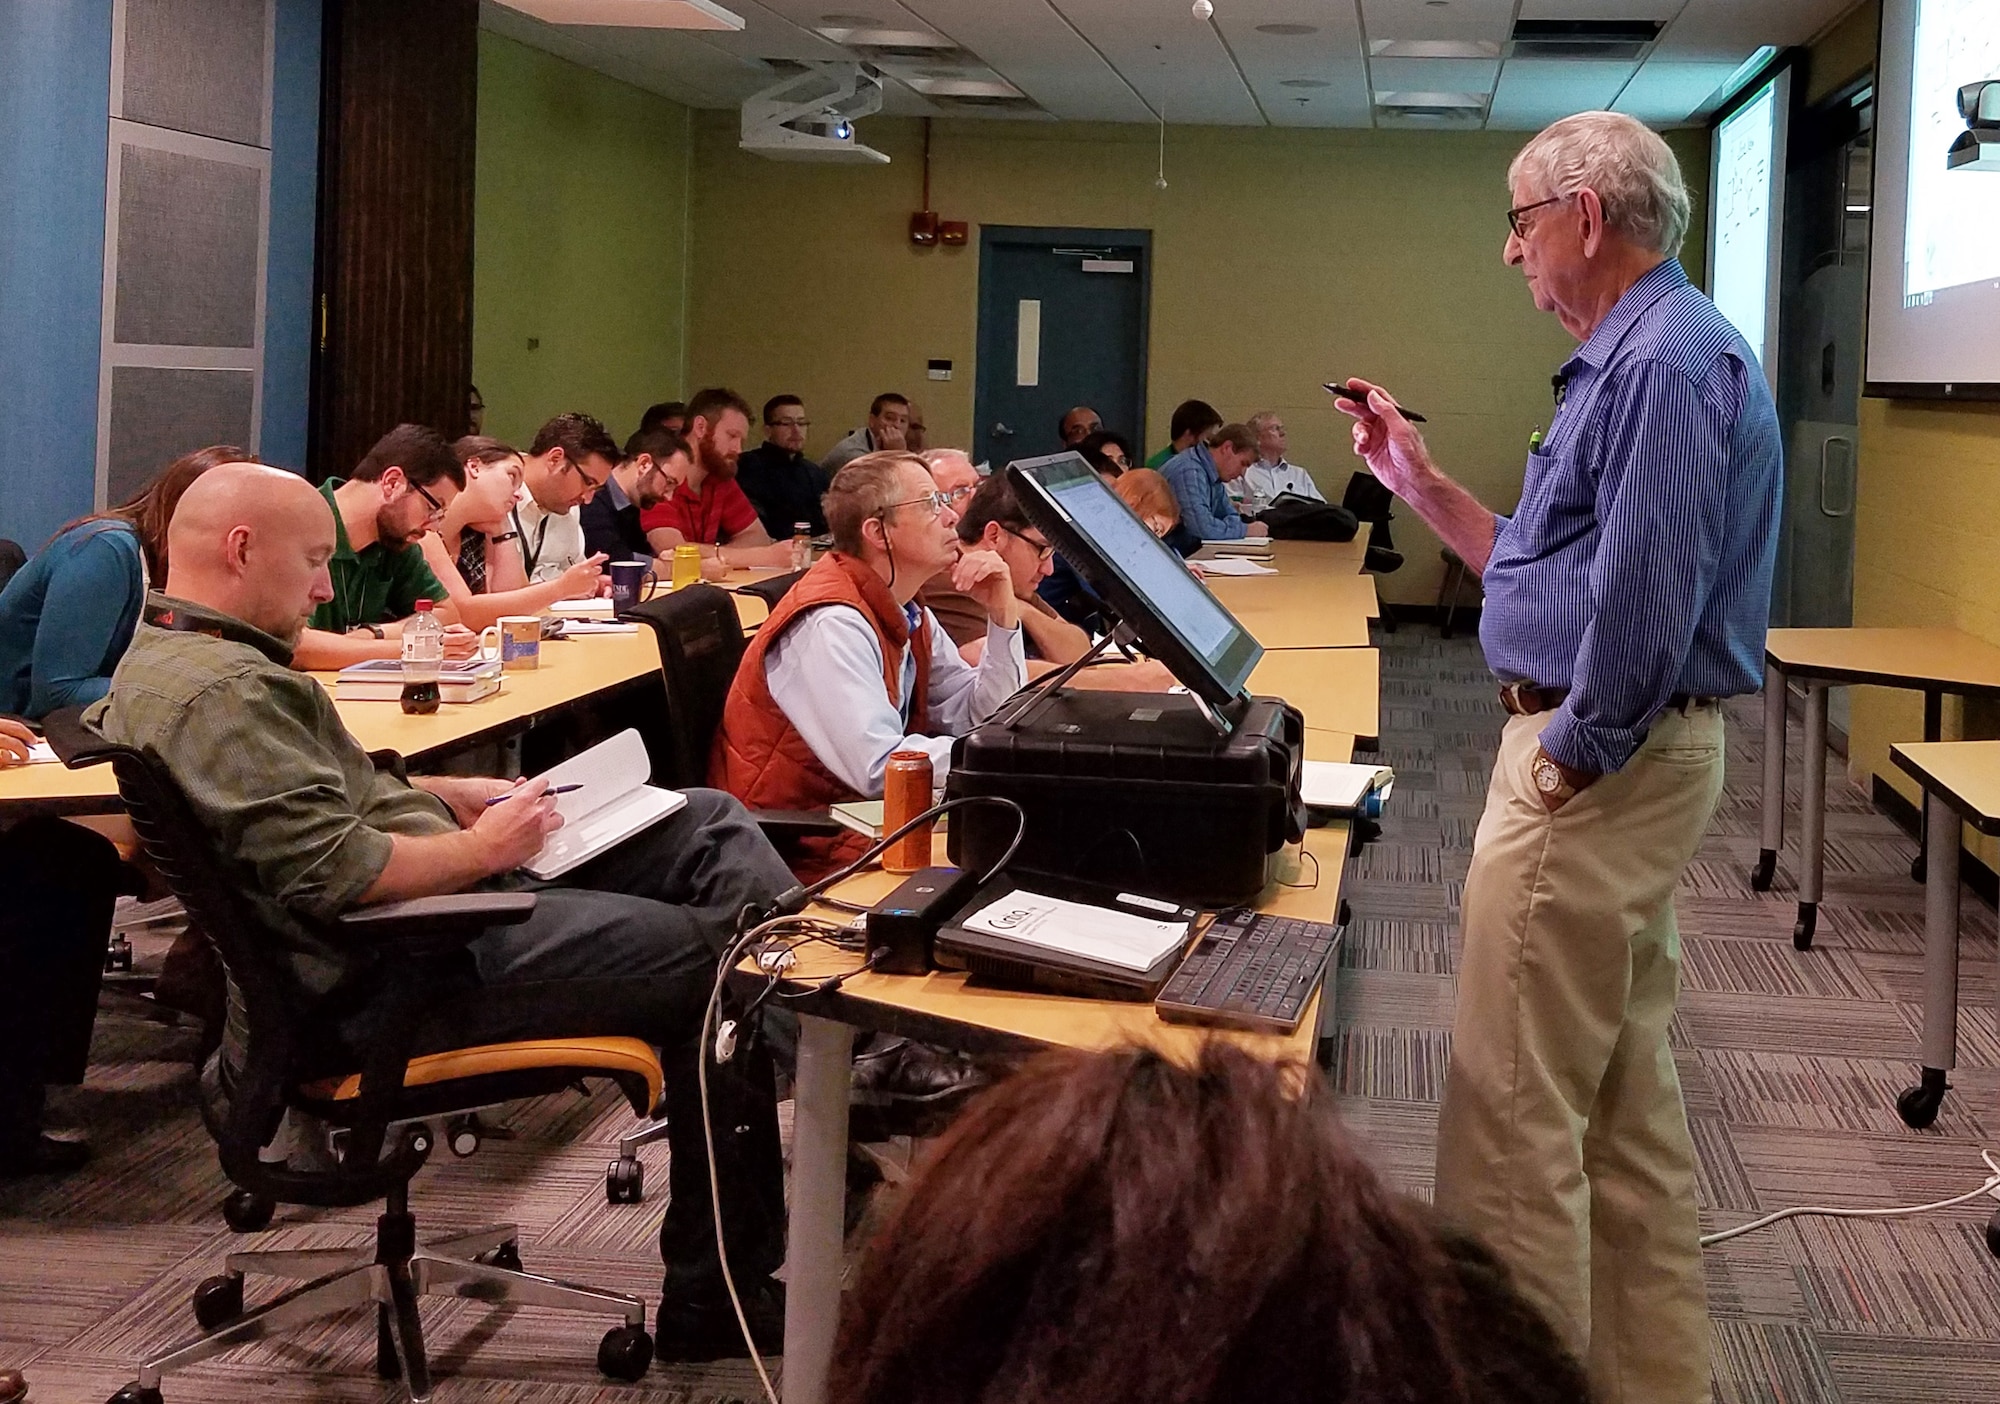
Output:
(992, 423), (1015, 438)
(1818, 435), (1854, 519)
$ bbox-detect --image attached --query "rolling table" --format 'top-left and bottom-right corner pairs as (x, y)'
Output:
(1206, 572), (1377, 649)
(1755, 628), (2000, 950)
(1250, 648), (1381, 745)
(1885, 741), (2000, 1135)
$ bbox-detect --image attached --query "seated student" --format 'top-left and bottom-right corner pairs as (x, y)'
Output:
(1058, 405), (1102, 449)
(579, 426), (692, 566)
(0, 718), (135, 1178)
(1235, 410), (1325, 505)
(512, 412), (621, 586)
(1037, 468), (1202, 632)
(919, 465), (1087, 664)
(1161, 422), (1269, 544)
(1077, 427), (1133, 481)
(0, 444), (238, 718)
(711, 451), (1026, 877)
(829, 1042), (1590, 1404)
(735, 395), (829, 540)
(638, 400), (686, 437)
(419, 437), (607, 625)
(1144, 398), (1222, 468)
(640, 387), (795, 573)
(85, 463), (795, 1357)
(820, 393), (910, 476)
(291, 425), (480, 671)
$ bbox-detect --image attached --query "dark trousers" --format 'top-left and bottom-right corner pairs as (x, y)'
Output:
(0, 817), (128, 1152)
(349, 789), (794, 1295)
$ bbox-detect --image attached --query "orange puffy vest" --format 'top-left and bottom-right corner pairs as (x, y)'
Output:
(709, 551), (933, 879)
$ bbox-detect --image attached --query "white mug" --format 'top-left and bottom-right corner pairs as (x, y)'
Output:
(498, 615), (542, 671)
(474, 626), (503, 664)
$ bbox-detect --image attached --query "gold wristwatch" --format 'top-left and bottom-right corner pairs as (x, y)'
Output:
(1531, 752), (1577, 803)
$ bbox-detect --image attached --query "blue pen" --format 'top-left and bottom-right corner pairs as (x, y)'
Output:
(487, 784), (583, 806)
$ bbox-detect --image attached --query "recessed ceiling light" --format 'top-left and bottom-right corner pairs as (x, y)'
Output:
(1280, 78), (1331, 89)
(1370, 39), (1499, 59)
(1255, 23), (1318, 36)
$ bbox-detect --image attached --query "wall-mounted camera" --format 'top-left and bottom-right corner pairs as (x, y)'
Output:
(1946, 79), (2000, 171)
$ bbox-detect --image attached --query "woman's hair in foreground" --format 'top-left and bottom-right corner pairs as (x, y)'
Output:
(829, 1040), (1590, 1404)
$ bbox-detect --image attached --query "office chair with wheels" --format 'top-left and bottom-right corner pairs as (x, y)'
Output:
(611, 584), (840, 1204)
(732, 568), (806, 614)
(1341, 473), (1405, 632)
(44, 719), (662, 1404)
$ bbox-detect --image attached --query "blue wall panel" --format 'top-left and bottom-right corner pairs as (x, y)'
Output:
(0, 0), (113, 550)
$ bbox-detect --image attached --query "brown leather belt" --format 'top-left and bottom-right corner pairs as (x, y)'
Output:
(1498, 682), (1719, 717)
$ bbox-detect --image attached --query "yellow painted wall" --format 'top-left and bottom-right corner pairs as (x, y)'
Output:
(686, 113), (1710, 603)
(472, 32), (691, 450)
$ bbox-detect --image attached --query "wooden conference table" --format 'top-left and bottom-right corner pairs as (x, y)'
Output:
(1755, 628), (2000, 950)
(1884, 740), (2000, 1130)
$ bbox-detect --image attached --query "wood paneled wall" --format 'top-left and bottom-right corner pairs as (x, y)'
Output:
(309, 0), (478, 480)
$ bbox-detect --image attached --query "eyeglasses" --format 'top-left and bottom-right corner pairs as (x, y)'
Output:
(881, 484), (973, 519)
(409, 479), (447, 523)
(1002, 524), (1055, 562)
(1506, 193), (1570, 237)
(566, 456), (611, 492)
(767, 418), (810, 430)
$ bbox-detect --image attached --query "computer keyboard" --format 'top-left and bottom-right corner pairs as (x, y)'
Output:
(1154, 909), (1341, 1033)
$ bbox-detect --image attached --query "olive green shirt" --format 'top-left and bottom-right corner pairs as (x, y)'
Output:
(308, 478), (449, 634)
(84, 594), (457, 995)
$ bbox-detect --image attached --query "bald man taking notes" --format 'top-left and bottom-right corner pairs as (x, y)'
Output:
(85, 464), (797, 1361)
(1337, 112), (1781, 1404)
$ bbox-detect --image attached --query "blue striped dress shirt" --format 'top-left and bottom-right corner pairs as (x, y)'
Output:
(1161, 443), (1248, 541)
(1479, 259), (1783, 775)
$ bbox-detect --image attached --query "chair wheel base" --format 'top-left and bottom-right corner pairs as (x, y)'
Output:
(1750, 849), (1776, 891)
(598, 1324), (654, 1381)
(1896, 1067), (1949, 1129)
(1986, 1210), (2000, 1261)
(192, 1272), (244, 1331)
(606, 1156), (644, 1204)
(221, 1189), (273, 1233)
(1911, 852), (1927, 884)
(107, 1385), (163, 1404)
(1793, 903), (1817, 951)
(474, 1240), (523, 1272)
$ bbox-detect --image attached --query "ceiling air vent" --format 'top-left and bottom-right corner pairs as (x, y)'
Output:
(1374, 90), (1489, 123)
(1507, 18), (1664, 63)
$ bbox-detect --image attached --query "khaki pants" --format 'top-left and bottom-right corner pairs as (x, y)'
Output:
(1436, 705), (1724, 1404)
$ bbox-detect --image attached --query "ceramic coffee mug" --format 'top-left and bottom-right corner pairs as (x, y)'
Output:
(608, 559), (656, 615)
(498, 615), (542, 670)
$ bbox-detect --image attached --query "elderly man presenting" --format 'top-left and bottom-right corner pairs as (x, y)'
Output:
(1338, 112), (1780, 1403)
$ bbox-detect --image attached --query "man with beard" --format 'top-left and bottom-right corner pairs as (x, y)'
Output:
(512, 413), (622, 586)
(291, 424), (480, 671)
(580, 426), (692, 564)
(87, 462), (797, 1359)
(641, 387), (795, 571)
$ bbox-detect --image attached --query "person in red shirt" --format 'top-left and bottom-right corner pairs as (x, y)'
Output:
(640, 387), (796, 574)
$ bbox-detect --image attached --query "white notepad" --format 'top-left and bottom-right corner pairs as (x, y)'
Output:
(521, 729), (686, 880)
(1300, 760), (1395, 813)
(960, 890), (1190, 974)
(1193, 557), (1278, 576)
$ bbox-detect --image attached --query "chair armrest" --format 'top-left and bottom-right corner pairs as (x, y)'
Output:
(337, 891), (537, 947)
(752, 808), (845, 838)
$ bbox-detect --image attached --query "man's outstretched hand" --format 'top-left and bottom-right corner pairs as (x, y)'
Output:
(1332, 377), (1434, 500)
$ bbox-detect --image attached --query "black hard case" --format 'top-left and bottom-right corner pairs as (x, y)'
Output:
(945, 691), (1306, 910)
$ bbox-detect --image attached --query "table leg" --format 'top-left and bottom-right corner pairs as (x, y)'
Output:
(1913, 691), (1942, 883)
(783, 1015), (854, 1404)
(1754, 662), (1786, 891)
(1896, 790), (1960, 1130)
(1794, 684), (1827, 951)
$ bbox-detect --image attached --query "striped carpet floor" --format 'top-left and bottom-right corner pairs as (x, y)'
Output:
(5, 628), (1999, 1401)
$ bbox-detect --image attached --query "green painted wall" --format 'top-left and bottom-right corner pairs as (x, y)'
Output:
(472, 31), (690, 449)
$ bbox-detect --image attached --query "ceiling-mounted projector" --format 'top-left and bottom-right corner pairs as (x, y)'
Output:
(741, 62), (889, 164)
(1946, 79), (2000, 171)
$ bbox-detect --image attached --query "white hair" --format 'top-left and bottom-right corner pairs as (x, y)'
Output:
(1246, 410), (1283, 436)
(1509, 111), (1691, 258)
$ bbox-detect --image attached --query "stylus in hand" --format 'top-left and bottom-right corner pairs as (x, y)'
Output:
(487, 784), (583, 806)
(1324, 382), (1428, 424)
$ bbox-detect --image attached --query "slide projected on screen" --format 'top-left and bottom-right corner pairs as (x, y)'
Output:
(1709, 74), (1785, 383)
(1903, 0), (2000, 299)
(1867, 0), (2000, 393)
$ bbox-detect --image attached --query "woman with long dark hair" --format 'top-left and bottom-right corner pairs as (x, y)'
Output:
(0, 444), (247, 717)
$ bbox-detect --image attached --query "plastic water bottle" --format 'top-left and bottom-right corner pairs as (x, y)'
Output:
(400, 599), (444, 714)
(791, 522), (813, 571)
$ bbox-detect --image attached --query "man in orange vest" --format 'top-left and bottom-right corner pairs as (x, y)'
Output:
(711, 451), (1026, 878)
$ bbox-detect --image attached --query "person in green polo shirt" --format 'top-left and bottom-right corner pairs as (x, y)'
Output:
(1144, 398), (1223, 469)
(291, 424), (480, 672)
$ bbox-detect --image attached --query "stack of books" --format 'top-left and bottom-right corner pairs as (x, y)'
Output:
(333, 658), (503, 704)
